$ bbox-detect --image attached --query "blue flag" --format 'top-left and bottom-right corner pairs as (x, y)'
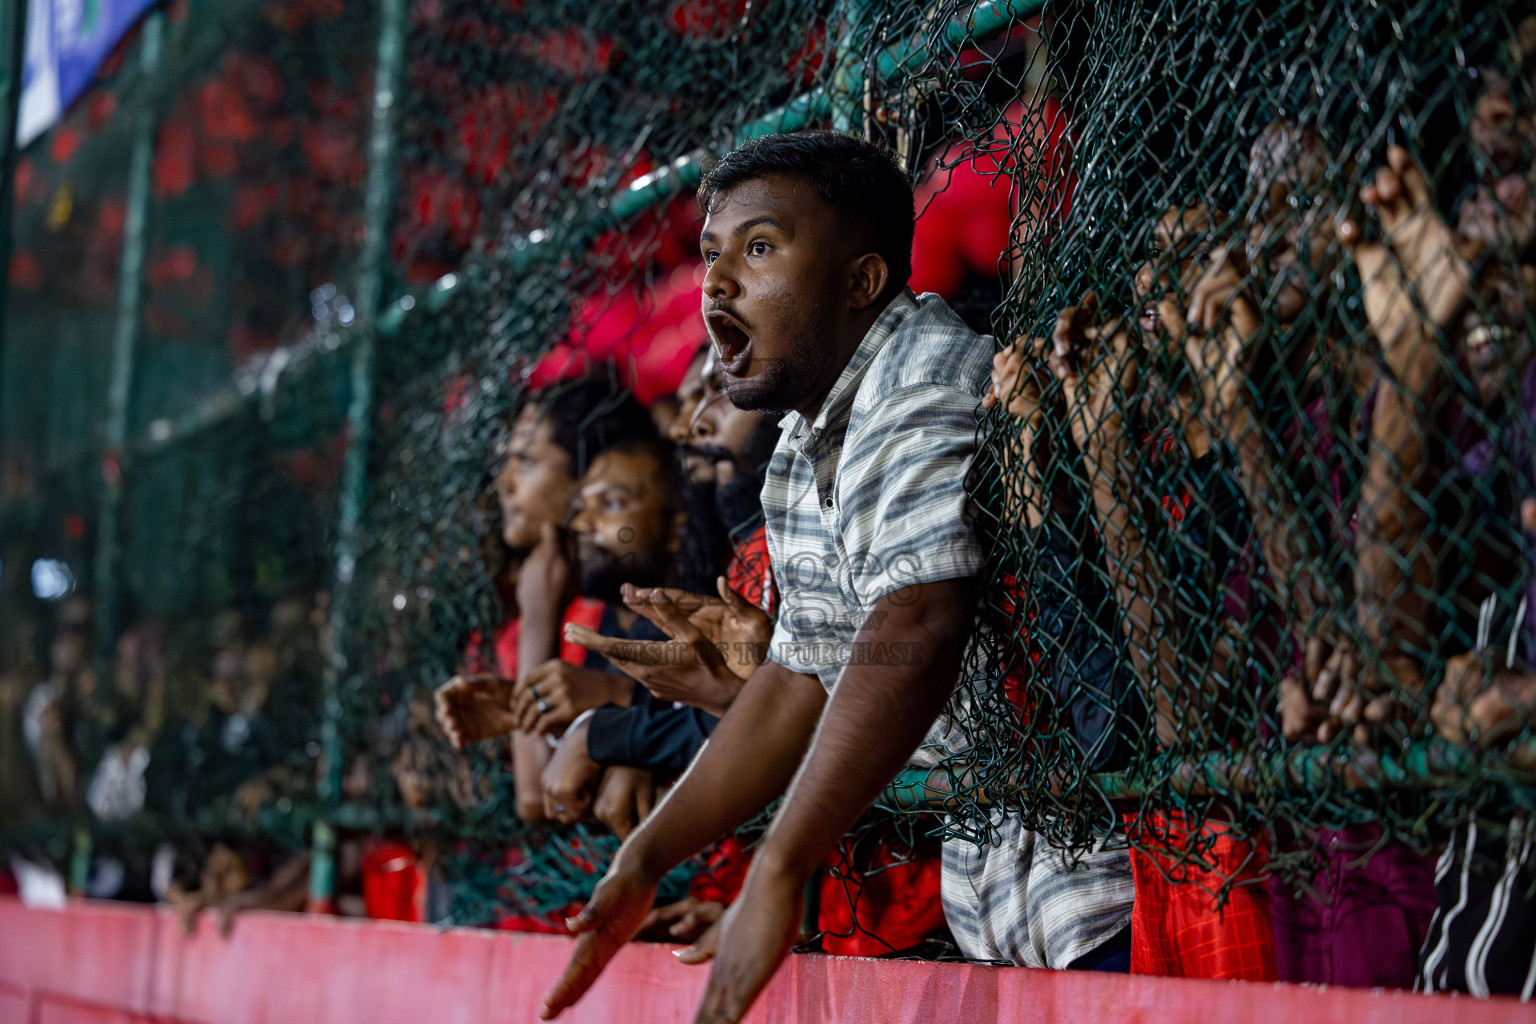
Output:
(18, 0), (160, 146)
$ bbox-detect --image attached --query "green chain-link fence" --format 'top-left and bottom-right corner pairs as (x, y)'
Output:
(3, 0), (1535, 946)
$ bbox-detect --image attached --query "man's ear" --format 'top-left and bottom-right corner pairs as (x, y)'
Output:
(846, 252), (890, 312)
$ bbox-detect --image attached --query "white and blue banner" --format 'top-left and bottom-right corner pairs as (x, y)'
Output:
(17, 0), (159, 146)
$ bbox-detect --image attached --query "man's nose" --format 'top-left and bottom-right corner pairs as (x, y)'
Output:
(668, 403), (695, 444)
(702, 256), (741, 300)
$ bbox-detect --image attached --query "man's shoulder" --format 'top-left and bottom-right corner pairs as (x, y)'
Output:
(858, 292), (992, 405)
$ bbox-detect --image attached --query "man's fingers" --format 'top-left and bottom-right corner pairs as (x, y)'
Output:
(540, 933), (608, 1020)
(645, 901), (690, 929)
(675, 920), (720, 965)
(651, 595), (707, 645)
(1362, 693), (1396, 724)
(564, 623), (616, 655)
(716, 576), (748, 612)
(1372, 165), (1402, 208)
(1387, 145), (1430, 209)
(1303, 636), (1326, 687)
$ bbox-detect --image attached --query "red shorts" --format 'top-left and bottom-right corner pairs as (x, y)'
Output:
(1128, 811), (1278, 981)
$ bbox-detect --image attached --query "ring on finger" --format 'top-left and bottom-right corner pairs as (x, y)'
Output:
(537, 698), (552, 714)
(528, 684), (539, 699)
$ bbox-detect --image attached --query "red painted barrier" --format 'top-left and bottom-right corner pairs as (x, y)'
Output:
(0, 897), (1530, 1024)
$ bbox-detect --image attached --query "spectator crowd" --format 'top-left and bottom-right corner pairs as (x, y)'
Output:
(6, 9), (1536, 1024)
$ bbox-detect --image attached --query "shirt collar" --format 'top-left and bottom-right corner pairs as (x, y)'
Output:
(782, 289), (920, 449)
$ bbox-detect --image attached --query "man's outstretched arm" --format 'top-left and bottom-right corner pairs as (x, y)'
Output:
(693, 576), (976, 1024)
(539, 656), (826, 1020)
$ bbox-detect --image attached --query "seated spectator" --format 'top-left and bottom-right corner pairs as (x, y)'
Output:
(435, 377), (653, 822)
(537, 434), (698, 831)
(23, 600), (96, 808)
(567, 347), (779, 715)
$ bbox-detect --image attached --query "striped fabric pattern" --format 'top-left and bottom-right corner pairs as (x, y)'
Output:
(1418, 816), (1536, 1000)
(940, 812), (1136, 969)
(917, 704), (1137, 969)
(762, 289), (992, 691)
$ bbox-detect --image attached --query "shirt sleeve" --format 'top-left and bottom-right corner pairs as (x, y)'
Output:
(837, 382), (985, 608)
(584, 692), (719, 774)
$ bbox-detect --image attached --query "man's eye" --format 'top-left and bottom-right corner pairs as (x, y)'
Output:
(750, 241), (770, 256)
(704, 250), (719, 265)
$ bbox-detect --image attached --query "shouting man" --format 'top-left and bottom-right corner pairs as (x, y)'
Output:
(541, 129), (991, 1023)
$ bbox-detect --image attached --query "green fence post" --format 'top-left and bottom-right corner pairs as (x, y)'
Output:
(308, 0), (404, 912)
(93, 10), (165, 663)
(0, 0), (30, 437)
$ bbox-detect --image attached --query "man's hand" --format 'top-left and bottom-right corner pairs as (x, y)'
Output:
(592, 765), (656, 840)
(513, 660), (632, 735)
(691, 865), (804, 1024)
(1339, 145), (1469, 385)
(1184, 242), (1262, 421)
(539, 862), (661, 1020)
(622, 580), (772, 677)
(983, 335), (1049, 423)
(1047, 292), (1138, 451)
(642, 896), (724, 947)
(433, 674), (517, 749)
(565, 624), (745, 717)
(539, 658), (828, 1020)
(985, 336), (1055, 528)
(518, 522), (576, 625)
(541, 717), (602, 824)
(1434, 651), (1536, 748)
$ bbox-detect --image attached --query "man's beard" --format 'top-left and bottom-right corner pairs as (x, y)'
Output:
(714, 472), (764, 537)
(578, 549), (669, 604)
(723, 308), (839, 414)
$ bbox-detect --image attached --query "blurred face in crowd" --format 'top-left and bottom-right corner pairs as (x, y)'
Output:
(496, 404), (578, 552)
(50, 630), (87, 678)
(1470, 66), (1536, 180)
(1458, 265), (1536, 409)
(699, 174), (854, 415)
(1134, 204), (1218, 342)
(201, 843), (250, 898)
(670, 347), (715, 484)
(1245, 122), (1339, 324)
(569, 447), (683, 602)
(688, 348), (775, 486)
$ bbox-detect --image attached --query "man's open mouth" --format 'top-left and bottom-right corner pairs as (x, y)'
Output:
(705, 309), (753, 375)
(1138, 304), (1162, 335)
(1465, 322), (1512, 372)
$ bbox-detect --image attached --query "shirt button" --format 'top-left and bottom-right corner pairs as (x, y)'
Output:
(823, 497), (835, 510)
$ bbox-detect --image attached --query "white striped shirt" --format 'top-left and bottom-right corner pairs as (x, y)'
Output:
(762, 289), (991, 691)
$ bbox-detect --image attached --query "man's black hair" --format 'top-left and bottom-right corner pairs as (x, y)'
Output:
(697, 130), (915, 290)
(526, 375), (656, 478)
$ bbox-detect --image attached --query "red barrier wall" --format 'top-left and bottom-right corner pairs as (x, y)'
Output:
(0, 897), (1530, 1024)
